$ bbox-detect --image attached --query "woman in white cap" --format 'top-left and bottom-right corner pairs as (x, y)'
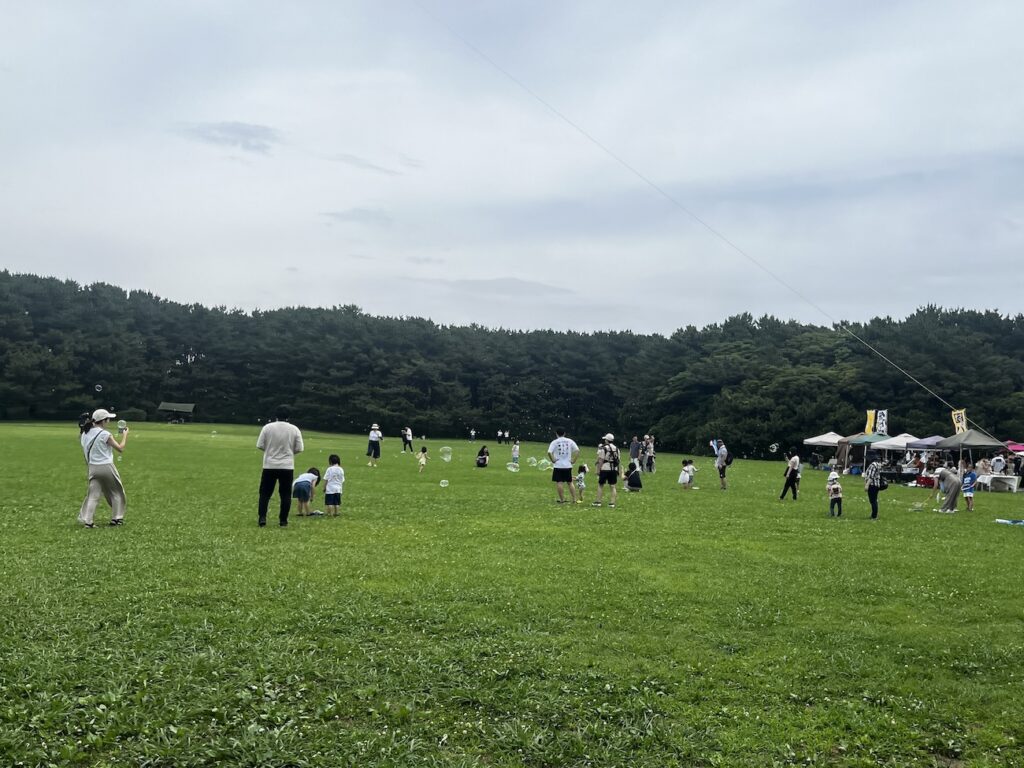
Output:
(366, 423), (383, 467)
(78, 408), (129, 527)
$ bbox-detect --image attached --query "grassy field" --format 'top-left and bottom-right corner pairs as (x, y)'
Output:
(1, 422), (1023, 767)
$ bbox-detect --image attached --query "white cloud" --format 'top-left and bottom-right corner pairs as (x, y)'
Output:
(0, 1), (1021, 333)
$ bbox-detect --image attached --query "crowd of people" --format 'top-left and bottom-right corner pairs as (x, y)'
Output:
(74, 407), (1019, 528)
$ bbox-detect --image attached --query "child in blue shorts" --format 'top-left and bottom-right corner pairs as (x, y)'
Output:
(323, 455), (344, 516)
(292, 467), (321, 516)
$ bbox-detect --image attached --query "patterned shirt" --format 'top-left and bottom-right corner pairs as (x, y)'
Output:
(864, 462), (881, 487)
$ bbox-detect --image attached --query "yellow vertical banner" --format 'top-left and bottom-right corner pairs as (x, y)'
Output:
(951, 409), (967, 434)
(864, 410), (876, 434)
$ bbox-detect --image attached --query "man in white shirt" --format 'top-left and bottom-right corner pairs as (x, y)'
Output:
(715, 439), (730, 490)
(256, 406), (304, 527)
(547, 427), (580, 504)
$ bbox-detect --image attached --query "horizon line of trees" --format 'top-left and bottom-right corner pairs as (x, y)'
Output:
(2, 270), (1023, 455)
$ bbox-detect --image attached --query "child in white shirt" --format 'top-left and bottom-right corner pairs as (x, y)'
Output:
(678, 459), (697, 489)
(511, 440), (520, 465)
(418, 446), (429, 473)
(323, 455), (344, 516)
(575, 464), (588, 503)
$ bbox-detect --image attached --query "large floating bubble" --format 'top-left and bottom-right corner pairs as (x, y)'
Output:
(439, 480), (449, 488)
(537, 459), (553, 471)
(116, 419), (127, 431)
(506, 462), (520, 473)
(527, 456), (538, 467)
(768, 443), (779, 454)
(440, 446), (453, 463)
(94, 384), (103, 392)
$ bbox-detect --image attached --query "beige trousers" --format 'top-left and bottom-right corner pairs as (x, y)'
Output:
(79, 462), (127, 525)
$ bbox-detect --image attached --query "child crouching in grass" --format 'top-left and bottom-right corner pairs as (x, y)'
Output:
(323, 455), (344, 516)
(624, 461), (643, 492)
(292, 467), (321, 516)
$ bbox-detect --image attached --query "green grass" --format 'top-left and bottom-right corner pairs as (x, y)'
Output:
(1, 422), (1023, 767)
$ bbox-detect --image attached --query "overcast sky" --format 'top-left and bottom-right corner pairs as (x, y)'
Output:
(2, 1), (1022, 334)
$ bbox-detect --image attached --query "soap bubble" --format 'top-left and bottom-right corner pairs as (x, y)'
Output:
(94, 384), (103, 392)
(116, 419), (127, 431)
(527, 456), (538, 467)
(439, 480), (449, 488)
(769, 443), (779, 453)
(211, 430), (218, 438)
(506, 462), (520, 472)
(537, 459), (552, 471)
(440, 446), (453, 463)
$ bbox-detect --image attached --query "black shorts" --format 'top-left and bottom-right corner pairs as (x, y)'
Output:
(599, 469), (618, 486)
(367, 440), (381, 459)
(718, 465), (727, 478)
(324, 492), (341, 505)
(551, 467), (572, 483)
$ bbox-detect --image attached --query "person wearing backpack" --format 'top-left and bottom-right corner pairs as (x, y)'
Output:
(78, 408), (129, 528)
(592, 433), (621, 508)
(715, 438), (731, 490)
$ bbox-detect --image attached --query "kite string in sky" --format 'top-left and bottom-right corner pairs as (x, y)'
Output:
(412, 0), (998, 439)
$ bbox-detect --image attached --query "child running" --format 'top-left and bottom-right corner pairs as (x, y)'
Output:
(826, 471), (843, 517)
(418, 446), (429, 473)
(292, 467), (322, 516)
(574, 463), (588, 504)
(323, 455), (344, 517)
(678, 459), (697, 489)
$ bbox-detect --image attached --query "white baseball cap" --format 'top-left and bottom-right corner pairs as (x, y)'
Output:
(827, 471), (840, 483)
(371, 423), (379, 429)
(92, 408), (117, 422)
(603, 433), (615, 441)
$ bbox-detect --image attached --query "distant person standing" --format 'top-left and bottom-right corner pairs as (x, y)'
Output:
(547, 428), (580, 504)
(503, 429), (510, 444)
(511, 440), (520, 465)
(401, 427), (414, 453)
(366, 423), (382, 467)
(935, 465), (962, 513)
(628, 436), (641, 467)
(779, 449), (800, 501)
(469, 428), (477, 441)
(78, 408), (129, 528)
(826, 471), (843, 517)
(715, 439), (730, 490)
(496, 429), (503, 445)
(256, 406), (304, 527)
(592, 434), (621, 508)
(961, 463), (977, 511)
(324, 454), (345, 516)
(863, 455), (882, 519)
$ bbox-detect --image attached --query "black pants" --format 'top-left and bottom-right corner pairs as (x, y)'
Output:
(829, 498), (842, 516)
(402, 437), (413, 451)
(780, 473), (799, 500)
(867, 485), (879, 518)
(258, 468), (294, 525)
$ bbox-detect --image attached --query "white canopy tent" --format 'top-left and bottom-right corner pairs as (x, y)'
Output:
(871, 433), (919, 451)
(803, 431), (843, 447)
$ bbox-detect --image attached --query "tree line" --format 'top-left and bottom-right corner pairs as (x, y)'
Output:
(2, 270), (1022, 455)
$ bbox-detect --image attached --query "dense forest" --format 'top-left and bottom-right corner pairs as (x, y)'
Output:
(2, 271), (1023, 455)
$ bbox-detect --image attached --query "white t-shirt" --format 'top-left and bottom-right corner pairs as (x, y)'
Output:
(324, 465), (345, 494)
(293, 472), (319, 489)
(716, 444), (728, 469)
(368, 429), (382, 442)
(787, 455), (799, 474)
(547, 436), (579, 469)
(256, 420), (304, 469)
(81, 427), (114, 465)
(679, 466), (694, 484)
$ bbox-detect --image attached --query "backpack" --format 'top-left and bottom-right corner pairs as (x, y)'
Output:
(724, 450), (734, 466)
(605, 444), (620, 471)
